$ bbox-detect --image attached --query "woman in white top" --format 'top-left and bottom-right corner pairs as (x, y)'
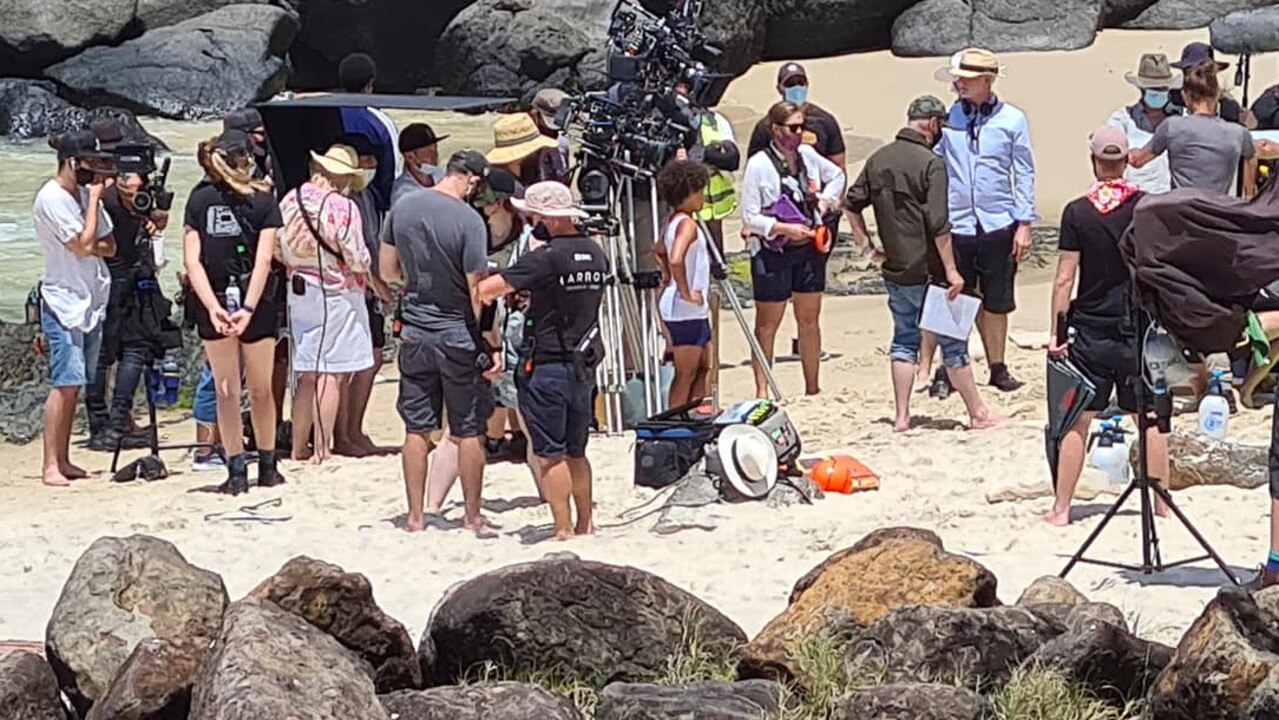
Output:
(654, 160), (713, 408)
(741, 101), (846, 398)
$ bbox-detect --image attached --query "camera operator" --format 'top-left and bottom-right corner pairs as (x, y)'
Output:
(35, 130), (118, 487)
(83, 119), (166, 451)
(477, 181), (607, 541)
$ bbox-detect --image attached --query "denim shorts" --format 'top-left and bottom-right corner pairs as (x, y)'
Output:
(193, 364), (217, 426)
(885, 281), (969, 368)
(41, 305), (103, 388)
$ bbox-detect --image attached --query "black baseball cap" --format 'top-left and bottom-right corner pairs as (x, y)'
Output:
(777, 62), (807, 86)
(214, 128), (251, 155)
(88, 118), (124, 151)
(398, 123), (448, 153)
(224, 107), (264, 132)
(56, 130), (113, 160)
(448, 149), (490, 177)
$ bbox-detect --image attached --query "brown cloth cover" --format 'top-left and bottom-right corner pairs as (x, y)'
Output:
(1118, 180), (1279, 353)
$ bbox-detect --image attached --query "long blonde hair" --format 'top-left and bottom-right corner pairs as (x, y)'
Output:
(198, 136), (270, 197)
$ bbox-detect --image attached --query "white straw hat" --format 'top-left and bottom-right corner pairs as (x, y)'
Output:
(712, 425), (779, 499)
(310, 144), (368, 191)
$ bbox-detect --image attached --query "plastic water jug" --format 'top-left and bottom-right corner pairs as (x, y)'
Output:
(1197, 370), (1230, 440)
(1089, 417), (1130, 486)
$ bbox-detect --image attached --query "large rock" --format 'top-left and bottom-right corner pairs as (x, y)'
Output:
(740, 528), (998, 685)
(595, 680), (782, 720)
(892, 0), (1105, 56)
(0, 649), (67, 720)
(1101, 0), (1161, 25)
(250, 556), (422, 693)
(420, 555), (746, 686)
(84, 639), (200, 720)
(833, 683), (992, 720)
(1015, 576), (1088, 607)
(761, 0), (917, 59)
(0, 80), (164, 145)
(1025, 617), (1173, 702)
(45, 535), (228, 717)
(1131, 429), (1268, 492)
(846, 606), (1063, 688)
(1210, 6), (1279, 55)
(189, 598), (388, 720)
(1147, 587), (1279, 720)
(1124, 0), (1275, 29)
(46, 5), (297, 120)
(379, 683), (580, 720)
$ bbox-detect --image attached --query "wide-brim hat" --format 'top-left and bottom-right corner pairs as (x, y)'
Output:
(714, 425), (779, 499)
(1125, 53), (1183, 89)
(1171, 41), (1229, 71)
(486, 113), (559, 166)
(310, 144), (368, 191)
(934, 47), (1004, 82)
(509, 180), (587, 218)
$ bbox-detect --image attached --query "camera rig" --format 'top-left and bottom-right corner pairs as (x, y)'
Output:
(115, 143), (175, 217)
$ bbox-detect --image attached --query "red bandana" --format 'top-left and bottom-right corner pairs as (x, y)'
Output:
(1085, 179), (1140, 215)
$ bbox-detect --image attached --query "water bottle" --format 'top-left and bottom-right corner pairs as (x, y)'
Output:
(1090, 417), (1131, 486)
(151, 232), (167, 270)
(160, 359), (181, 406)
(1197, 370), (1230, 440)
(224, 286), (241, 313)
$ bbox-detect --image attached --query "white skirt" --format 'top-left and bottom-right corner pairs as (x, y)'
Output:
(287, 279), (374, 374)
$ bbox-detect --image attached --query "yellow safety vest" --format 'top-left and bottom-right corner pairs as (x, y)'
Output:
(696, 113), (738, 221)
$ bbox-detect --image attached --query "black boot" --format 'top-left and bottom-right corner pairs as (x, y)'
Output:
(989, 363), (1024, 392)
(928, 367), (952, 400)
(257, 450), (286, 488)
(219, 454), (250, 496)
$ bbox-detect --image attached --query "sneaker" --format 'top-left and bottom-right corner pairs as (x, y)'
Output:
(928, 368), (952, 400)
(989, 363), (1024, 393)
(192, 445), (227, 472)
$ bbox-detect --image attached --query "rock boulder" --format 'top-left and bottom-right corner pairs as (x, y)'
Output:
(846, 606), (1063, 688)
(380, 683), (580, 720)
(1026, 617), (1173, 702)
(250, 556), (421, 692)
(834, 683), (993, 720)
(0, 649), (67, 720)
(420, 555), (746, 686)
(595, 680), (782, 720)
(1147, 587), (1279, 720)
(1015, 576), (1088, 607)
(46, 5), (297, 120)
(1123, 0), (1274, 29)
(741, 529), (998, 685)
(1131, 429), (1268, 492)
(892, 0), (1105, 56)
(45, 535), (228, 717)
(84, 639), (200, 720)
(190, 598), (387, 720)
(761, 0), (917, 59)
(0, 81), (164, 146)
(1210, 6), (1279, 55)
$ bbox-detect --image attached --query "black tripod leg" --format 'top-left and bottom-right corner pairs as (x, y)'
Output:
(1151, 483), (1240, 585)
(148, 381), (160, 457)
(1061, 480), (1139, 579)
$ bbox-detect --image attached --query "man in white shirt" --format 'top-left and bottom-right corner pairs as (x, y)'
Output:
(34, 130), (118, 486)
(1106, 53), (1178, 194)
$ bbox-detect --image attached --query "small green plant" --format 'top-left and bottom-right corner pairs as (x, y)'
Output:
(658, 611), (739, 685)
(988, 666), (1143, 720)
(766, 631), (868, 720)
(463, 660), (602, 717)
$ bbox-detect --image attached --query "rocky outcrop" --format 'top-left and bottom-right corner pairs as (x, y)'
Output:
(1210, 6), (1279, 54)
(1026, 614), (1172, 702)
(834, 683), (993, 720)
(190, 598), (388, 720)
(250, 556), (422, 692)
(379, 684), (581, 720)
(0, 81), (163, 143)
(1124, 0), (1275, 29)
(1016, 576), (1089, 607)
(0, 649), (67, 720)
(84, 639), (200, 720)
(46, 5), (297, 120)
(45, 535), (228, 717)
(740, 528), (998, 685)
(761, 0), (917, 59)
(595, 680), (782, 720)
(846, 606), (1062, 689)
(1133, 429), (1268, 492)
(420, 554), (746, 686)
(892, 0), (1106, 56)
(1147, 587), (1279, 719)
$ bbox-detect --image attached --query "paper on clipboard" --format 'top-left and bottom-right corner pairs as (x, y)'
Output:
(919, 285), (981, 341)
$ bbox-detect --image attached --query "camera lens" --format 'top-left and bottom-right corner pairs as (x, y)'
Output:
(132, 191), (153, 213)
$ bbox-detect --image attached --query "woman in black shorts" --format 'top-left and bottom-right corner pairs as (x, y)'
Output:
(740, 101), (846, 397)
(182, 129), (285, 494)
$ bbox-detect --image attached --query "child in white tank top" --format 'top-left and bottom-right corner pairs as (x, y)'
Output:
(654, 160), (713, 408)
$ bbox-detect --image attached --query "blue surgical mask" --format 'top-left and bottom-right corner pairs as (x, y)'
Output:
(783, 85), (808, 105)
(1143, 89), (1169, 109)
(418, 164), (443, 182)
(363, 169), (377, 185)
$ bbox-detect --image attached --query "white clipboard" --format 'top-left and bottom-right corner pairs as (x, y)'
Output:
(918, 285), (982, 341)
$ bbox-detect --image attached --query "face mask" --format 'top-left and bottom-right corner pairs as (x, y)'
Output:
(532, 221), (552, 241)
(783, 85), (808, 105)
(363, 169), (377, 185)
(1143, 89), (1170, 109)
(74, 169), (96, 186)
(776, 132), (802, 152)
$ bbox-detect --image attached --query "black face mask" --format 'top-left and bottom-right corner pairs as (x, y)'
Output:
(532, 221), (552, 241)
(74, 169), (96, 186)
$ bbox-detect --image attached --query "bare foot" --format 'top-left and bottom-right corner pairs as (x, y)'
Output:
(893, 418), (911, 433)
(969, 413), (1008, 431)
(462, 516), (497, 537)
(60, 464), (92, 480)
(42, 469), (71, 487)
(1155, 503), (1172, 519)
(574, 523), (596, 536)
(1042, 509), (1072, 527)
(331, 442), (370, 458)
(405, 514), (426, 533)
(291, 448), (313, 463)
(553, 529), (575, 541)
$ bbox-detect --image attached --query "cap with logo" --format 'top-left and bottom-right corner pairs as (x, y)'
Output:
(398, 123), (449, 154)
(88, 118), (125, 151)
(56, 130), (113, 161)
(223, 107), (264, 132)
(214, 128), (252, 155)
(777, 62), (807, 86)
(1089, 126), (1130, 161)
(908, 95), (949, 122)
(449, 149), (491, 178)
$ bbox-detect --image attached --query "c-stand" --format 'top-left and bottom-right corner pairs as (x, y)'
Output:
(110, 354), (213, 474)
(1060, 307), (1239, 584)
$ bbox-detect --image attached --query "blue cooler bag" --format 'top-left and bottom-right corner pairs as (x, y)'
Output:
(633, 400), (717, 489)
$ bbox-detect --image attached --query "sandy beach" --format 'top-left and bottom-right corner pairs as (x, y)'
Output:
(1, 28), (1273, 649)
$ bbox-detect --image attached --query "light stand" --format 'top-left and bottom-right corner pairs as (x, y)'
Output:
(110, 355), (213, 474)
(1060, 306), (1238, 584)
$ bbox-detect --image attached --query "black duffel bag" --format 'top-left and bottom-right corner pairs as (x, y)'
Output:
(633, 400), (717, 489)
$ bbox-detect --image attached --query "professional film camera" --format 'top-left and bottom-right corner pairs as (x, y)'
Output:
(114, 143), (174, 217)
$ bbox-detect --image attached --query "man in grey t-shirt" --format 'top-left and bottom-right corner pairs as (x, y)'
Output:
(380, 150), (502, 534)
(1137, 113), (1256, 195)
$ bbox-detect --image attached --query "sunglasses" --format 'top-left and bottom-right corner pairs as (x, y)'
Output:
(781, 79), (808, 89)
(777, 123), (805, 134)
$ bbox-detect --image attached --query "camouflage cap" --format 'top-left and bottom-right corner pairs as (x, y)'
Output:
(907, 95), (949, 121)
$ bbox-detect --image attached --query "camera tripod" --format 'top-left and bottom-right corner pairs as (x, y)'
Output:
(1060, 313), (1238, 584)
(110, 356), (212, 474)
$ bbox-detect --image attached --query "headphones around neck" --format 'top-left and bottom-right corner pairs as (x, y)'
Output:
(962, 94), (999, 117)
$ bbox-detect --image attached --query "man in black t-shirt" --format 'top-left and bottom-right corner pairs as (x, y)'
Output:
(476, 181), (607, 542)
(747, 63), (846, 168)
(1043, 126), (1169, 528)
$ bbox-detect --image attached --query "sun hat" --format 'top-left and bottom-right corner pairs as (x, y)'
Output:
(1171, 42), (1229, 72)
(532, 88), (569, 130)
(486, 114), (559, 166)
(1124, 53), (1183, 89)
(398, 123), (448, 154)
(1089, 126), (1130, 161)
(509, 181), (587, 218)
(710, 424), (779, 500)
(934, 47), (1004, 82)
(310, 144), (368, 190)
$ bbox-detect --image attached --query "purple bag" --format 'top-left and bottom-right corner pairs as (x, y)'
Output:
(761, 195), (811, 252)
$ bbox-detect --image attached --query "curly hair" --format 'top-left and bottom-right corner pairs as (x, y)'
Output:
(656, 159), (710, 207)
